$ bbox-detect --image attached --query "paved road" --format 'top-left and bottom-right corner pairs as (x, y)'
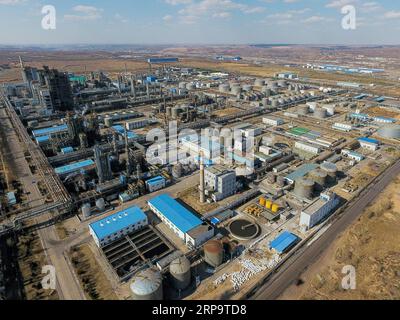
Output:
(251, 159), (400, 300)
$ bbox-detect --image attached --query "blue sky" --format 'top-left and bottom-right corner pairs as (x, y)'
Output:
(0, 0), (399, 45)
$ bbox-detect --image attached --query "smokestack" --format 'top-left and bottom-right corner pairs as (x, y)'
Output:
(131, 75), (136, 99)
(199, 151), (205, 203)
(18, 56), (24, 69)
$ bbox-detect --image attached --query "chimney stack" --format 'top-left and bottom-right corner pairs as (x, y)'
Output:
(199, 151), (205, 203)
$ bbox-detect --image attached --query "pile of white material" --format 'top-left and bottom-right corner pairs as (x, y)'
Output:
(214, 273), (229, 286)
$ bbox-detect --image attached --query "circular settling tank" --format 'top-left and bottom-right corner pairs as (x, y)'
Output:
(228, 219), (260, 241)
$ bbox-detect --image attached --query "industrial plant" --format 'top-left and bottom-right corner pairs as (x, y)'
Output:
(1, 45), (400, 302)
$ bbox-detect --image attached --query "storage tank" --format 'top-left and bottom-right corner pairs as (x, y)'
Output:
(219, 84), (230, 93)
(96, 198), (105, 211)
(294, 178), (315, 199)
(259, 197), (266, 206)
(81, 203), (91, 218)
(172, 163), (183, 179)
(314, 108), (328, 119)
(169, 256), (191, 290)
(265, 200), (273, 210)
(204, 240), (224, 268)
(377, 124), (400, 139)
(309, 169), (328, 190)
(231, 86), (242, 95)
(320, 162), (338, 182)
(130, 268), (163, 300)
(297, 105), (309, 115)
(271, 204), (280, 213)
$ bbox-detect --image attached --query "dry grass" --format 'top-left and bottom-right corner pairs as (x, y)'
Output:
(177, 186), (219, 214)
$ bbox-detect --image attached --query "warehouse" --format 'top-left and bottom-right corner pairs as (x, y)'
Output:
(270, 231), (300, 254)
(285, 163), (319, 184)
(148, 194), (214, 247)
(263, 117), (284, 126)
(89, 206), (148, 247)
(32, 124), (68, 138)
(145, 176), (166, 193)
(332, 123), (353, 132)
(54, 159), (95, 177)
(294, 141), (321, 155)
(358, 137), (380, 151)
(126, 118), (148, 130)
(299, 192), (340, 230)
(342, 149), (364, 162)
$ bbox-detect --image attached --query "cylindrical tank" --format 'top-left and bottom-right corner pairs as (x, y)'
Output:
(294, 178), (315, 199)
(219, 84), (230, 93)
(265, 200), (273, 210)
(377, 125), (400, 139)
(320, 162), (338, 182)
(314, 108), (328, 119)
(242, 84), (253, 92)
(259, 197), (266, 206)
(204, 240), (224, 268)
(297, 105), (309, 115)
(96, 198), (105, 211)
(172, 163), (183, 179)
(309, 169), (328, 190)
(81, 203), (91, 218)
(271, 204), (280, 213)
(130, 268), (163, 300)
(169, 256), (191, 290)
(231, 86), (242, 95)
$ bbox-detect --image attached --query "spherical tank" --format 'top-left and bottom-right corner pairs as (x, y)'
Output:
(169, 256), (191, 290)
(204, 240), (224, 268)
(131, 268), (163, 300)
(294, 178), (315, 199)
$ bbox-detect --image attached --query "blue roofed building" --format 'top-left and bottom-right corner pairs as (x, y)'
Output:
(36, 135), (50, 145)
(145, 176), (166, 193)
(358, 137), (380, 151)
(148, 194), (214, 247)
(89, 206), (148, 247)
(61, 146), (74, 154)
(54, 159), (95, 176)
(269, 231), (300, 254)
(7, 192), (17, 206)
(32, 124), (68, 138)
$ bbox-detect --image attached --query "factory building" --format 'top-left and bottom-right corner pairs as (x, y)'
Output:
(94, 145), (113, 183)
(299, 192), (340, 230)
(263, 117), (284, 126)
(54, 159), (95, 177)
(269, 231), (300, 254)
(145, 176), (166, 193)
(332, 123), (353, 132)
(358, 137), (380, 151)
(89, 206), (148, 247)
(294, 141), (321, 155)
(204, 165), (236, 202)
(32, 124), (69, 138)
(148, 194), (214, 248)
(126, 119), (149, 130)
(373, 116), (396, 124)
(342, 149), (365, 162)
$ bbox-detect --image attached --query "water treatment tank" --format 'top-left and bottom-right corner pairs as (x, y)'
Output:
(204, 240), (224, 268)
(131, 268), (163, 300)
(169, 256), (191, 290)
(294, 178), (315, 199)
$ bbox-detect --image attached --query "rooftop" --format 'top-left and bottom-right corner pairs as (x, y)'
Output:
(148, 194), (202, 234)
(89, 206), (147, 240)
(270, 231), (299, 254)
(285, 163), (319, 183)
(32, 124), (68, 137)
(358, 137), (380, 145)
(55, 159), (95, 175)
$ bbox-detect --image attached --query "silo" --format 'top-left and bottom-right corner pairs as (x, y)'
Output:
(96, 198), (105, 211)
(169, 256), (191, 290)
(242, 85), (253, 92)
(254, 79), (265, 87)
(297, 105), (309, 115)
(321, 162), (338, 182)
(204, 240), (224, 268)
(309, 169), (328, 191)
(130, 268), (163, 300)
(314, 108), (328, 119)
(81, 203), (91, 218)
(219, 84), (230, 93)
(377, 125), (400, 139)
(259, 197), (266, 206)
(231, 86), (242, 95)
(294, 178), (315, 199)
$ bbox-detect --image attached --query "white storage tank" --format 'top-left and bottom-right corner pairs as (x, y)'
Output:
(81, 203), (91, 218)
(131, 268), (163, 300)
(169, 256), (191, 290)
(96, 198), (105, 211)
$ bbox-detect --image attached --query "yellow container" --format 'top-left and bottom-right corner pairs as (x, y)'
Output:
(271, 204), (280, 213)
(259, 197), (266, 206)
(265, 200), (272, 210)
